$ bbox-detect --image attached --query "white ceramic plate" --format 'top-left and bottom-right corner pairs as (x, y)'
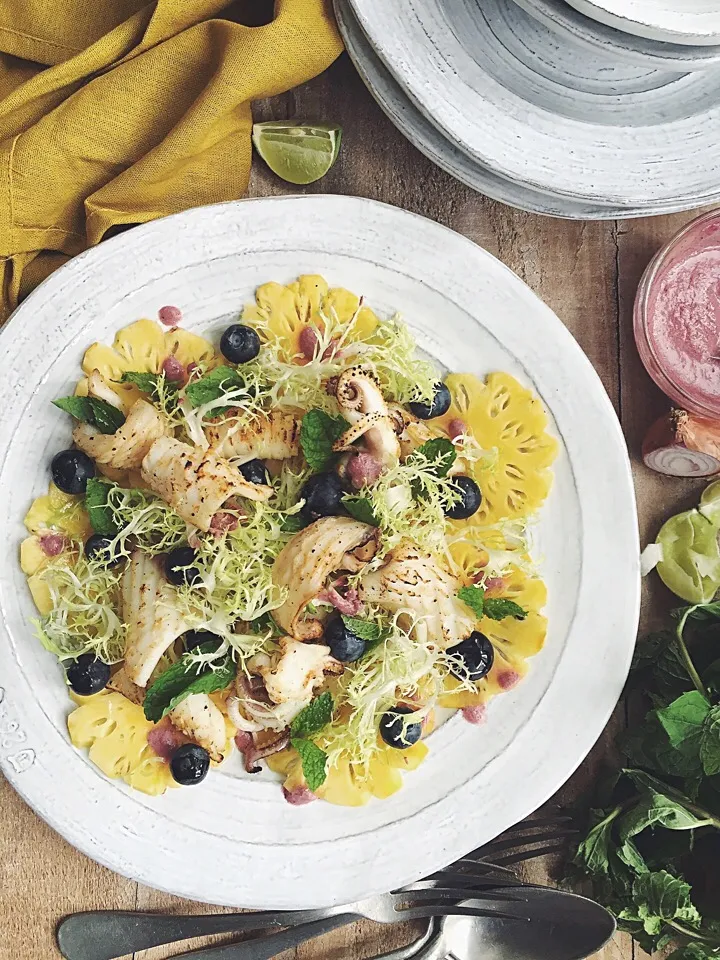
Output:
(514, 0), (720, 64)
(335, 0), (720, 220)
(564, 0), (720, 47)
(348, 0), (720, 206)
(0, 196), (639, 908)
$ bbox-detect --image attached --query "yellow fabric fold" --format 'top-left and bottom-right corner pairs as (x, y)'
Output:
(0, 0), (343, 321)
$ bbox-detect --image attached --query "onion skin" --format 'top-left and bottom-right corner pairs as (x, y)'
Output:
(642, 410), (720, 478)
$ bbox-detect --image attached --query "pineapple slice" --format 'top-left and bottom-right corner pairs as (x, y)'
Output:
(267, 738), (429, 807)
(242, 274), (379, 361)
(440, 566), (548, 710)
(436, 372), (558, 526)
(68, 691), (177, 796)
(24, 482), (91, 541)
(22, 482), (89, 614)
(81, 319), (215, 384)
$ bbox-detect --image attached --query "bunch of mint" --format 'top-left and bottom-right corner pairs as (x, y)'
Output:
(568, 602), (720, 959)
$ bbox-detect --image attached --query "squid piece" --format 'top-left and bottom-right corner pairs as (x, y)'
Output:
(121, 550), (193, 686)
(330, 366), (400, 467)
(140, 437), (272, 532)
(206, 411), (300, 461)
(73, 397), (168, 471)
(167, 693), (227, 763)
(272, 516), (378, 638)
(388, 403), (435, 460)
(249, 637), (341, 707)
(359, 541), (475, 649)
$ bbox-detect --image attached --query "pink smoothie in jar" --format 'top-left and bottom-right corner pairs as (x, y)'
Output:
(635, 209), (720, 419)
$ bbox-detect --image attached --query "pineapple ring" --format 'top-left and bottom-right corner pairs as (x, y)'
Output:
(68, 691), (177, 796)
(267, 739), (429, 807)
(440, 566), (548, 710)
(436, 372), (558, 526)
(79, 319), (215, 412)
(241, 274), (379, 362)
(22, 482), (91, 615)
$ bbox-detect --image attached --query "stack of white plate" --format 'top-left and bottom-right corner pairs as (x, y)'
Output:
(334, 0), (720, 218)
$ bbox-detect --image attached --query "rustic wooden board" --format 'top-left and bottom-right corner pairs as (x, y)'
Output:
(0, 53), (709, 960)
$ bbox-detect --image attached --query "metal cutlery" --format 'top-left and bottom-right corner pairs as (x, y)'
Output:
(57, 814), (576, 960)
(115, 888), (614, 960)
(371, 890), (616, 960)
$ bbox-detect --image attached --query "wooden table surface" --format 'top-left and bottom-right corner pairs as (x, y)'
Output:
(0, 52), (711, 960)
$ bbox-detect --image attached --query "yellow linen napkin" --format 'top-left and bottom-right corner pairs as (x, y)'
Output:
(0, 0), (343, 321)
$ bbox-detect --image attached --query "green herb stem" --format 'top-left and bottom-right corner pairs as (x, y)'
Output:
(676, 609), (709, 698)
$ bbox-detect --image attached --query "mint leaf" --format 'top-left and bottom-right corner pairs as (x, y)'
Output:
(280, 514), (307, 534)
(572, 807), (619, 876)
(184, 365), (245, 408)
(343, 496), (378, 526)
(299, 409), (349, 472)
(87, 397), (126, 434)
(290, 691), (334, 738)
(291, 738), (328, 791)
(53, 396), (93, 420)
(484, 598), (527, 621)
(121, 371), (161, 394)
(341, 617), (381, 643)
(657, 691), (710, 763)
(143, 643), (234, 722)
(411, 437), (456, 477)
(619, 791), (711, 837)
(700, 705), (720, 776)
(53, 396), (125, 435)
(458, 585), (485, 619)
(84, 478), (118, 536)
(626, 871), (701, 937)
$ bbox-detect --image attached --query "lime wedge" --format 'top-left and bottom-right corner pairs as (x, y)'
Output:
(656, 508), (720, 603)
(252, 122), (342, 185)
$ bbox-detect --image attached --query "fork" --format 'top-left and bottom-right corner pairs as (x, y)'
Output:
(57, 814), (574, 960)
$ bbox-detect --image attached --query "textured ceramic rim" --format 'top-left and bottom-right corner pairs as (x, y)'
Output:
(512, 0), (720, 65)
(564, 0), (720, 47)
(335, 0), (720, 221)
(634, 207), (720, 418)
(0, 196), (640, 908)
(347, 0), (720, 204)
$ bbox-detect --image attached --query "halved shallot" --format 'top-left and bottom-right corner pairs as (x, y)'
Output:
(642, 410), (720, 477)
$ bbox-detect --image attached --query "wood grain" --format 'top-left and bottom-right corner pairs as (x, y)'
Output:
(0, 51), (709, 960)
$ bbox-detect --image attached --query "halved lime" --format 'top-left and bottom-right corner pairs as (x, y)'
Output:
(700, 479), (720, 525)
(656, 508), (720, 603)
(252, 122), (342, 185)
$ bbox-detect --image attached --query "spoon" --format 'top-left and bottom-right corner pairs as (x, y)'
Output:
(382, 889), (617, 960)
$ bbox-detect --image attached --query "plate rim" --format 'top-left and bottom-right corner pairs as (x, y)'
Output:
(564, 0), (720, 46)
(0, 195), (640, 907)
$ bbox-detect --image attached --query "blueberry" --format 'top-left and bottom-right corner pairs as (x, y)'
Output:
(84, 534), (122, 567)
(324, 615), (366, 663)
(300, 473), (344, 521)
(165, 546), (201, 586)
(447, 631), (495, 682)
(66, 654), (111, 696)
(239, 458), (269, 486)
(170, 743), (210, 785)
(220, 324), (261, 364)
(379, 705), (422, 750)
(185, 630), (222, 651)
(445, 476), (482, 520)
(408, 382), (452, 420)
(51, 449), (95, 495)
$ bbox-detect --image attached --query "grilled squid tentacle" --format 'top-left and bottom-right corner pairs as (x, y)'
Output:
(329, 366), (400, 467)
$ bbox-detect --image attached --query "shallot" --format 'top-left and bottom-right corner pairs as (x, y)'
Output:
(643, 410), (720, 477)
